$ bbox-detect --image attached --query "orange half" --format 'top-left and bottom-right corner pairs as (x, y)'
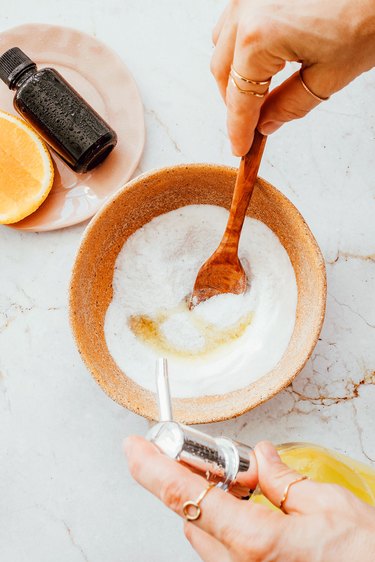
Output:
(0, 110), (54, 224)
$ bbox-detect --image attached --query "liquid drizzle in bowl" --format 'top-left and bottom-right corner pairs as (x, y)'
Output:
(129, 300), (253, 359)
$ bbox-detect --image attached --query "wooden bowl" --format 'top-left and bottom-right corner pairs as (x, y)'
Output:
(70, 164), (326, 424)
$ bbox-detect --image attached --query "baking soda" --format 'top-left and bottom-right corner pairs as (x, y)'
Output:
(104, 205), (297, 398)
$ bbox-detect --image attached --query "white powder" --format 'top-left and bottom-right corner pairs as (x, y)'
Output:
(104, 204), (297, 398)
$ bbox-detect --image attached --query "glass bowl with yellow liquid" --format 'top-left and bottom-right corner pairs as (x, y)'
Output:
(252, 442), (375, 508)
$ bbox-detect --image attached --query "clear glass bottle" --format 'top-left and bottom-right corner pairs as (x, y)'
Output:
(252, 442), (375, 508)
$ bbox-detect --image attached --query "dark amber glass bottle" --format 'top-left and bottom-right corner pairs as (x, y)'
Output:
(0, 47), (117, 173)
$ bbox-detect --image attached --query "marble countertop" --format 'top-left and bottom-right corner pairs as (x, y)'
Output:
(1, 1), (375, 560)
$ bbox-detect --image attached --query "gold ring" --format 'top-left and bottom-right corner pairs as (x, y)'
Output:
(182, 483), (216, 522)
(279, 475), (308, 513)
(231, 65), (271, 86)
(299, 69), (330, 102)
(230, 76), (269, 98)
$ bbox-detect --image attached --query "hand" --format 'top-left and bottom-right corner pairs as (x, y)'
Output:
(125, 437), (375, 562)
(211, 0), (375, 155)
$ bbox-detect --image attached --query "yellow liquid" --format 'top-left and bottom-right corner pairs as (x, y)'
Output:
(252, 443), (375, 508)
(129, 301), (253, 358)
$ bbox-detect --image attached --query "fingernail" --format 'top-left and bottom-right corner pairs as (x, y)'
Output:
(258, 121), (282, 135)
(257, 441), (280, 461)
(231, 146), (243, 157)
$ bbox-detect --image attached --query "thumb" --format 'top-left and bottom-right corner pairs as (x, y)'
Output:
(258, 67), (330, 135)
(255, 441), (319, 514)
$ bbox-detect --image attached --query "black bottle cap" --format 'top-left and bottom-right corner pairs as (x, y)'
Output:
(0, 47), (36, 89)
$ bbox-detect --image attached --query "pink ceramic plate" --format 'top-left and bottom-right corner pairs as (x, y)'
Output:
(0, 24), (145, 231)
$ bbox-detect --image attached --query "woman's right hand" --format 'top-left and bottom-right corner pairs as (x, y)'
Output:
(211, 0), (375, 155)
(125, 437), (375, 562)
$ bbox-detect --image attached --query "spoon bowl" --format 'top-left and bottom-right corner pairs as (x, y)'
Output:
(190, 252), (247, 308)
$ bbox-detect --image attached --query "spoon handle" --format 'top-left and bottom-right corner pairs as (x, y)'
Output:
(222, 130), (267, 249)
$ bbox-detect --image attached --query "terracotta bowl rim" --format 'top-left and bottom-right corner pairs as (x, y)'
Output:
(69, 163), (327, 423)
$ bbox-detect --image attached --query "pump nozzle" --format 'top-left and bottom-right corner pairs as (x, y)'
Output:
(155, 357), (173, 422)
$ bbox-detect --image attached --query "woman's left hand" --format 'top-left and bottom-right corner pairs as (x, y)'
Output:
(125, 436), (375, 562)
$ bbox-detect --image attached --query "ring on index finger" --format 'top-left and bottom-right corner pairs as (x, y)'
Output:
(183, 482), (216, 522)
(230, 66), (271, 98)
(231, 65), (271, 86)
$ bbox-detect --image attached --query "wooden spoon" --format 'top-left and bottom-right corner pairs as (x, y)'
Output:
(189, 130), (266, 309)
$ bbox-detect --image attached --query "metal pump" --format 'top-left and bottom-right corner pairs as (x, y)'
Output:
(147, 358), (253, 493)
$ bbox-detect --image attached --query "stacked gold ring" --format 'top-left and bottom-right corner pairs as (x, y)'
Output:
(230, 65), (271, 98)
(231, 65), (271, 86)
